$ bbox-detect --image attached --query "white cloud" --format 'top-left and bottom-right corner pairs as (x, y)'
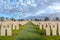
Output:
(19, 0), (23, 3)
(26, 1), (31, 5)
(48, 2), (60, 11)
(31, 4), (37, 7)
(31, 0), (35, 3)
(34, 10), (45, 16)
(33, 2), (60, 17)
(22, 13), (33, 18)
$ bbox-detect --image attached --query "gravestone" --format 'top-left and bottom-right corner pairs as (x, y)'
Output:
(13, 21), (19, 30)
(39, 24), (42, 29)
(51, 25), (57, 36)
(46, 25), (50, 36)
(7, 25), (12, 36)
(13, 24), (16, 30)
(13, 24), (19, 30)
(39, 22), (46, 29)
(1, 26), (5, 36)
(43, 24), (46, 29)
(1, 24), (12, 36)
(58, 23), (60, 35)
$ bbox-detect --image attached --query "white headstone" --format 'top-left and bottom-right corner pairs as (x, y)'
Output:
(43, 25), (46, 29)
(51, 25), (57, 36)
(46, 25), (50, 36)
(1, 24), (12, 36)
(1, 27), (5, 36)
(39, 25), (42, 29)
(13, 25), (16, 30)
(16, 25), (19, 30)
(58, 24), (60, 35)
(7, 25), (12, 36)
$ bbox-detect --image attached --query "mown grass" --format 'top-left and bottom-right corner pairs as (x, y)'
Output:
(15, 22), (43, 40)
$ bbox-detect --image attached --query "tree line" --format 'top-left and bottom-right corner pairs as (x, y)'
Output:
(0, 17), (60, 21)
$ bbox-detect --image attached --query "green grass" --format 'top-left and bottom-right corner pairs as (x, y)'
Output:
(0, 22), (60, 40)
(15, 22), (43, 40)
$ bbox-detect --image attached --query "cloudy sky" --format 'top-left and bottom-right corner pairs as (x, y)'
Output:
(0, 0), (60, 19)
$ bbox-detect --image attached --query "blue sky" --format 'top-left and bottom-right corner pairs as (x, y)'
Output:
(0, 0), (60, 19)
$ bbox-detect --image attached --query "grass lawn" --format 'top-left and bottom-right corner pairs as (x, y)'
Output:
(0, 22), (60, 40)
(15, 22), (43, 40)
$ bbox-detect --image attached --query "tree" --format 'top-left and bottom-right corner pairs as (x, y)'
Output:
(10, 17), (16, 21)
(39, 19), (42, 21)
(34, 18), (39, 21)
(0, 17), (4, 21)
(31, 19), (32, 21)
(44, 17), (50, 21)
(6, 17), (9, 20)
(27, 19), (29, 21)
(18, 19), (21, 21)
(55, 17), (60, 21)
